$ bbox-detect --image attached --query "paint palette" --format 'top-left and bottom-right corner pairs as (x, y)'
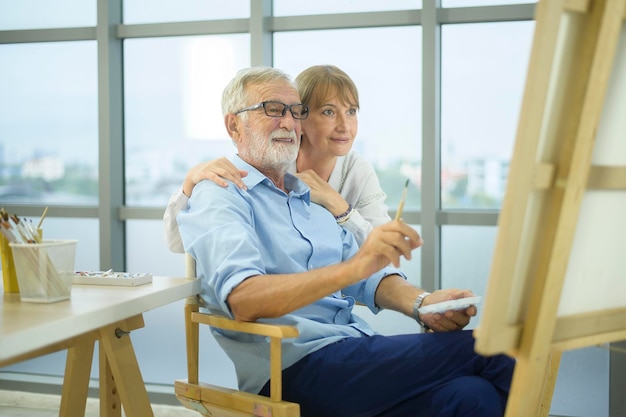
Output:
(418, 296), (482, 315)
(73, 271), (153, 286)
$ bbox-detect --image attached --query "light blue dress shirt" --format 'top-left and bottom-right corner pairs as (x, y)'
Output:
(177, 155), (405, 394)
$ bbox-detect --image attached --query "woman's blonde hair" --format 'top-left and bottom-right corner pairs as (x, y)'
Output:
(295, 65), (359, 110)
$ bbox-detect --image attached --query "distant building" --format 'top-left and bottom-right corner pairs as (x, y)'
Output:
(22, 156), (65, 181)
(466, 157), (509, 200)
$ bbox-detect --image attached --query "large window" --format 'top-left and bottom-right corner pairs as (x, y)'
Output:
(0, 41), (98, 206)
(123, 0), (249, 24)
(123, 35), (250, 206)
(0, 0), (95, 30)
(274, 0), (421, 16)
(441, 21), (533, 209)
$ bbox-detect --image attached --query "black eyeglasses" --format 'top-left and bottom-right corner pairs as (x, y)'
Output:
(235, 101), (309, 120)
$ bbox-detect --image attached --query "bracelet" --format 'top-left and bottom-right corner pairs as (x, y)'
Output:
(334, 205), (353, 224)
(337, 210), (354, 225)
(334, 205), (353, 220)
(412, 292), (431, 330)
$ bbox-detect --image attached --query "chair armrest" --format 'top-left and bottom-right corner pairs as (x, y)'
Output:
(192, 312), (299, 338)
(192, 312), (298, 403)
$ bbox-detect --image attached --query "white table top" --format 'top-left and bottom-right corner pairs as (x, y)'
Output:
(0, 276), (200, 364)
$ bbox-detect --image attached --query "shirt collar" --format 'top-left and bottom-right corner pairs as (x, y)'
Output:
(233, 155), (311, 205)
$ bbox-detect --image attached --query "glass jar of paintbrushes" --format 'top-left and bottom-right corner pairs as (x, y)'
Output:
(1, 208), (77, 303)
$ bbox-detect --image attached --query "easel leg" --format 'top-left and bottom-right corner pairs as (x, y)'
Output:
(59, 338), (95, 417)
(506, 351), (553, 417)
(539, 351), (562, 417)
(98, 315), (155, 417)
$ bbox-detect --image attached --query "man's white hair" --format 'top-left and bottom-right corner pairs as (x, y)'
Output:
(221, 67), (296, 117)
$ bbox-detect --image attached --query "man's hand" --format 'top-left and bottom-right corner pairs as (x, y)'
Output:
(183, 157), (248, 196)
(418, 289), (478, 332)
(347, 220), (423, 278)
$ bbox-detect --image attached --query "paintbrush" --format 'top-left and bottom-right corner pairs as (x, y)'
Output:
(394, 179), (410, 221)
(37, 207), (49, 229)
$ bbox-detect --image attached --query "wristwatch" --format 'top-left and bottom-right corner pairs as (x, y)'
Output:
(412, 292), (431, 330)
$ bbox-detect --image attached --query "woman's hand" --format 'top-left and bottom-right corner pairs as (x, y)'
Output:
(295, 169), (350, 216)
(183, 157), (248, 197)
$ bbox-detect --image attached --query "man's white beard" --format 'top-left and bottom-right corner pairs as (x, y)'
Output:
(243, 126), (299, 173)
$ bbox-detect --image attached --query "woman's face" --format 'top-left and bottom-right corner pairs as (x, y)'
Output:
(300, 94), (358, 157)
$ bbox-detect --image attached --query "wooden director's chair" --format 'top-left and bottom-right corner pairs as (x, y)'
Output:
(174, 254), (302, 417)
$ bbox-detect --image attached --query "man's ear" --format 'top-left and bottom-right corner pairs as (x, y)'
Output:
(225, 114), (241, 142)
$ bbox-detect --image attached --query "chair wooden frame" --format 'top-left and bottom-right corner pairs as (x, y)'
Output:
(175, 254), (301, 417)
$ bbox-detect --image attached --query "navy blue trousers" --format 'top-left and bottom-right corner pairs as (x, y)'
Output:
(259, 330), (514, 417)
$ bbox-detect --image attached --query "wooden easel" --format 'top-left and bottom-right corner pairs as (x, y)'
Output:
(473, 1), (626, 416)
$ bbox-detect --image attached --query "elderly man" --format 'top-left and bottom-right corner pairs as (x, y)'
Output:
(177, 66), (514, 417)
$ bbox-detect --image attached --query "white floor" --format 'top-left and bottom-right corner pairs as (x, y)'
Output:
(0, 390), (198, 417)
(0, 389), (572, 417)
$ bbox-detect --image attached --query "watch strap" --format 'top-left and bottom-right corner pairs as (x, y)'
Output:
(412, 292), (431, 329)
